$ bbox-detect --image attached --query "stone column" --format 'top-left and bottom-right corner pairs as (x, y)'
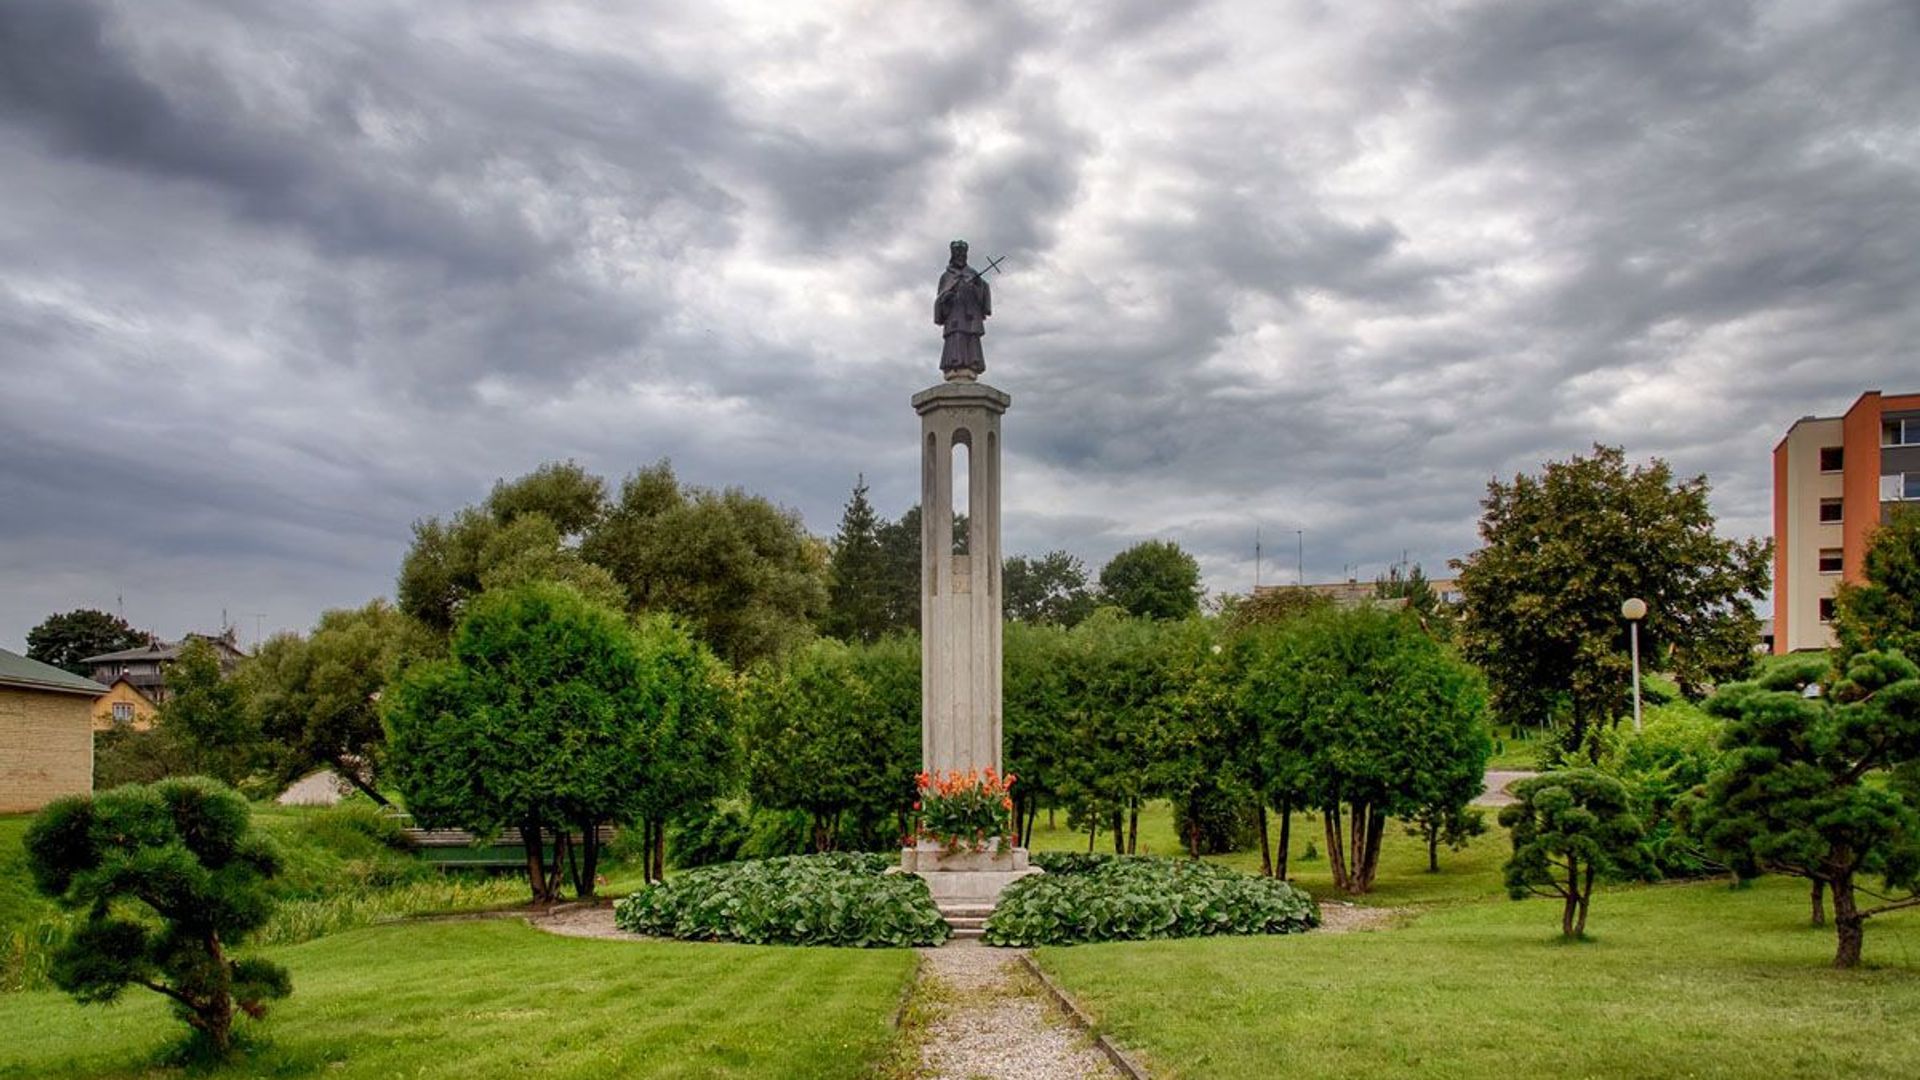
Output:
(912, 379), (1011, 776)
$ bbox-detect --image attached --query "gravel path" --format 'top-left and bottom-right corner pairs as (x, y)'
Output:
(914, 942), (1121, 1080)
(529, 905), (645, 940)
(1473, 769), (1539, 807)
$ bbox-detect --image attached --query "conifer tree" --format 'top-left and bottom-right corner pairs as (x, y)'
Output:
(823, 476), (889, 643)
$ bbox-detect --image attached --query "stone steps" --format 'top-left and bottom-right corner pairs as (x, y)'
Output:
(937, 902), (995, 941)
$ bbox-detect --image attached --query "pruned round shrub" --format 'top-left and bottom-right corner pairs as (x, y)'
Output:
(614, 854), (947, 947)
(984, 855), (1318, 946)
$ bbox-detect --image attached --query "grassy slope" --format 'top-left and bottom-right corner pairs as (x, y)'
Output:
(0, 919), (916, 1079)
(1041, 867), (1920, 1078)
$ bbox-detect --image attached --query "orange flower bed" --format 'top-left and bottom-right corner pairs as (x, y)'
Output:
(914, 767), (1017, 855)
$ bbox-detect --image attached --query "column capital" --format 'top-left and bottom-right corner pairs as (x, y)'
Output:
(912, 380), (1012, 416)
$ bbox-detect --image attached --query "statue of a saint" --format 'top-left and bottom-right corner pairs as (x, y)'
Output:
(935, 240), (991, 379)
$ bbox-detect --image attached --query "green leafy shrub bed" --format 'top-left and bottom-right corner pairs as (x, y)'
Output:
(614, 854), (949, 947)
(985, 854), (1319, 946)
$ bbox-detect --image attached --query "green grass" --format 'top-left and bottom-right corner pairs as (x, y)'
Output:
(1039, 875), (1920, 1079)
(0, 919), (916, 1079)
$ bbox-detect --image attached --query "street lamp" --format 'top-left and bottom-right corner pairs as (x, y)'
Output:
(1621, 597), (1648, 732)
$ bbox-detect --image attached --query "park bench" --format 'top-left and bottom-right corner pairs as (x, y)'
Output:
(388, 814), (618, 870)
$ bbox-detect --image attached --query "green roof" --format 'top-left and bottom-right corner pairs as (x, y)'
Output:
(0, 648), (108, 697)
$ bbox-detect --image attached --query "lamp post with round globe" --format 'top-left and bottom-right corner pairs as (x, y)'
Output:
(1621, 597), (1648, 732)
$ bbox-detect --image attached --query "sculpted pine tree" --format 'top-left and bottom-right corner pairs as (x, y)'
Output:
(1684, 651), (1920, 967)
(1500, 770), (1648, 938)
(1455, 445), (1770, 755)
(24, 779), (290, 1056)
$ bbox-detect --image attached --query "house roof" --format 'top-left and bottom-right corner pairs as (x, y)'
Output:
(80, 633), (248, 665)
(0, 648), (109, 698)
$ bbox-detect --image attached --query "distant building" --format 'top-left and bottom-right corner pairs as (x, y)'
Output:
(1772, 390), (1920, 653)
(92, 676), (159, 732)
(1254, 576), (1462, 609)
(79, 630), (248, 711)
(0, 647), (104, 812)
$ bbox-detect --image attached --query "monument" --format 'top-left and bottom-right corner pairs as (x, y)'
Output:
(903, 241), (1039, 920)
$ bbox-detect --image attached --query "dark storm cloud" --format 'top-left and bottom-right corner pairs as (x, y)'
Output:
(2, 0), (1914, 646)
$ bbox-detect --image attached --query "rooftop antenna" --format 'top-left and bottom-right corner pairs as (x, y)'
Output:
(1254, 526), (1262, 590)
(249, 613), (266, 650)
(1296, 530), (1304, 586)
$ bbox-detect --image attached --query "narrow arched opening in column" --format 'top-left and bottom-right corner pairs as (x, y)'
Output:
(951, 428), (971, 555)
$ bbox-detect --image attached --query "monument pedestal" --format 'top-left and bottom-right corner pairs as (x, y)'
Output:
(901, 841), (1041, 906)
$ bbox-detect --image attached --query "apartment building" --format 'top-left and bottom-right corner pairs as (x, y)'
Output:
(1772, 390), (1920, 653)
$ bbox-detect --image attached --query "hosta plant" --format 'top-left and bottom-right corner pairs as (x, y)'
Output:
(614, 854), (948, 947)
(984, 855), (1319, 946)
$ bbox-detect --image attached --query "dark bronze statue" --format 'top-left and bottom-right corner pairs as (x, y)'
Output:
(935, 240), (1000, 379)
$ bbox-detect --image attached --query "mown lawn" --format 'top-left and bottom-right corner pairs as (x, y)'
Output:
(1039, 875), (1920, 1079)
(0, 919), (916, 1079)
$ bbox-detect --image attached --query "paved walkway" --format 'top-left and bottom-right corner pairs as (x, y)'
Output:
(1473, 769), (1540, 807)
(913, 942), (1121, 1080)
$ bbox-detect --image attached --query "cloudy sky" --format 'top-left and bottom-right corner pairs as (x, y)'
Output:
(2, 0), (1916, 650)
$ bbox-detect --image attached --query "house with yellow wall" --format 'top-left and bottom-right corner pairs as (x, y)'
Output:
(92, 676), (159, 731)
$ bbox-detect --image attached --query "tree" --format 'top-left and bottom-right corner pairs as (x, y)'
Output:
(622, 615), (736, 883)
(1238, 606), (1491, 894)
(1454, 445), (1770, 756)
(1004, 551), (1097, 627)
(1004, 622), (1072, 845)
(1683, 651), (1920, 967)
(385, 584), (684, 902)
(822, 477), (889, 643)
(1500, 770), (1649, 939)
(24, 778), (290, 1056)
(26, 608), (147, 675)
(873, 506), (925, 635)
(583, 461), (827, 667)
(397, 505), (621, 633)
(239, 600), (434, 804)
(1374, 562), (1450, 636)
(1052, 611), (1182, 854)
(1099, 540), (1203, 620)
(485, 459), (606, 535)
(742, 639), (908, 851)
(159, 637), (259, 785)
(1833, 506), (1920, 667)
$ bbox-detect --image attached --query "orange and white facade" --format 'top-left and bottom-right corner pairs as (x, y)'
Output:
(1773, 390), (1920, 653)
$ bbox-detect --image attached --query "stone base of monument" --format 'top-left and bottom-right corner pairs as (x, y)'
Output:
(898, 842), (1043, 938)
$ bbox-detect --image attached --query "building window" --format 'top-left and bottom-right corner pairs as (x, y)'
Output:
(1819, 446), (1844, 472)
(1819, 548), (1843, 573)
(1883, 472), (1920, 502)
(1819, 597), (1836, 623)
(1884, 419), (1920, 447)
(111, 702), (134, 723)
(1819, 498), (1843, 523)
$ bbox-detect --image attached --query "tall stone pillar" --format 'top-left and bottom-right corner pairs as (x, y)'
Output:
(912, 379), (1011, 776)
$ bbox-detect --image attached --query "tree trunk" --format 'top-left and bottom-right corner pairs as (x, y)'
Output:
(199, 932), (236, 1053)
(1276, 799), (1292, 880)
(1810, 878), (1827, 927)
(1574, 861), (1594, 937)
(1086, 815), (1096, 853)
(1356, 804), (1386, 893)
(1257, 804), (1272, 877)
(1347, 802), (1368, 893)
(1111, 811), (1125, 855)
(1561, 854), (1581, 939)
(1427, 818), (1441, 873)
(812, 813), (832, 854)
(1323, 804), (1349, 893)
(1831, 875), (1864, 968)
(519, 821), (554, 904)
(330, 755), (391, 806)
(1024, 800), (1039, 847)
(556, 829), (580, 896)
(652, 820), (666, 882)
(578, 822), (600, 897)
(1128, 804), (1140, 855)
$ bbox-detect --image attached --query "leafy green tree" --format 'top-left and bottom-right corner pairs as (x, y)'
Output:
(239, 600), (435, 804)
(1004, 551), (1097, 627)
(822, 477), (889, 643)
(1053, 611), (1183, 854)
(742, 640), (908, 851)
(159, 638), (259, 785)
(1833, 506), (1920, 667)
(1004, 622), (1072, 844)
(1501, 770), (1649, 939)
(623, 615), (737, 883)
(26, 608), (149, 675)
(1099, 540), (1203, 620)
(873, 506), (925, 635)
(1683, 651), (1920, 967)
(24, 778), (290, 1056)
(584, 461), (827, 667)
(1454, 445), (1770, 755)
(397, 505), (621, 633)
(485, 459), (606, 535)
(1238, 606), (1490, 894)
(385, 584), (689, 901)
